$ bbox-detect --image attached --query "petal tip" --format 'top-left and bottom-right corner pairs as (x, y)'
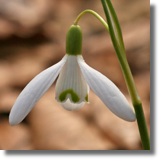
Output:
(9, 116), (19, 126)
(9, 110), (28, 126)
(128, 113), (136, 122)
(60, 99), (85, 111)
(122, 110), (136, 122)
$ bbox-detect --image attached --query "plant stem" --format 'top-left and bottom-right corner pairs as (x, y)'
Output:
(74, 9), (110, 33)
(100, 0), (150, 150)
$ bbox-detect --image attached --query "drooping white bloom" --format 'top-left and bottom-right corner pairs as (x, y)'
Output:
(9, 24), (136, 126)
(9, 54), (136, 126)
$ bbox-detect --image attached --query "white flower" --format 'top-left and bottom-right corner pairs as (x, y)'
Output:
(9, 24), (136, 126)
(9, 54), (136, 126)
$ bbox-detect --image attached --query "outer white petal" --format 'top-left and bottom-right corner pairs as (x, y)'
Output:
(9, 55), (68, 126)
(77, 55), (136, 122)
(60, 99), (85, 111)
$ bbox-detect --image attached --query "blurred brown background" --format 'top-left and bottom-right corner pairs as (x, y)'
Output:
(0, 0), (150, 150)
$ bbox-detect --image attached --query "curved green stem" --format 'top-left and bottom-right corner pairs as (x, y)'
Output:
(101, 0), (150, 150)
(74, 9), (110, 33)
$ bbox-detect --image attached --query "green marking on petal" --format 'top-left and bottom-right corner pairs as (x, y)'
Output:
(59, 89), (80, 103)
(85, 95), (88, 102)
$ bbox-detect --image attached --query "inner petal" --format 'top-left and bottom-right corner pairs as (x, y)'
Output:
(60, 99), (85, 111)
(55, 55), (89, 104)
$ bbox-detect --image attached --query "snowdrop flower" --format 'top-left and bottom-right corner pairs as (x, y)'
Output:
(9, 25), (136, 126)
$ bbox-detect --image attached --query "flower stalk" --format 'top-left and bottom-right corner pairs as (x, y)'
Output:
(100, 0), (150, 150)
(74, 9), (110, 33)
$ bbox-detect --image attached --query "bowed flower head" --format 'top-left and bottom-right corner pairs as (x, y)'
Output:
(9, 25), (136, 126)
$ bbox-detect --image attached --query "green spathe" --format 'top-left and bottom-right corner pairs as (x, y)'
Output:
(59, 89), (80, 103)
(66, 25), (82, 55)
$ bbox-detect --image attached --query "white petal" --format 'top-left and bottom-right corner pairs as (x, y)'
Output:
(77, 55), (136, 122)
(55, 55), (89, 104)
(9, 55), (68, 126)
(60, 99), (85, 111)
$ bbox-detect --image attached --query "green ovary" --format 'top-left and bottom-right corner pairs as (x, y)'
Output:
(66, 25), (82, 55)
(59, 89), (80, 103)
